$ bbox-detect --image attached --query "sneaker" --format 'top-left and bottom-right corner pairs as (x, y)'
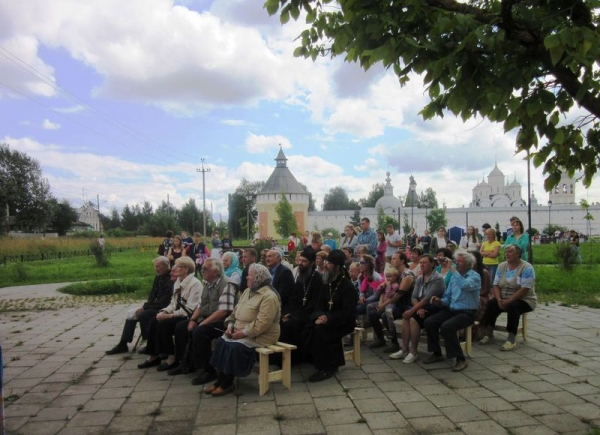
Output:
(403, 353), (418, 364)
(500, 341), (517, 351)
(368, 340), (386, 349)
(390, 349), (409, 360)
(423, 353), (444, 364)
(384, 343), (400, 353)
(480, 336), (491, 345)
(453, 359), (468, 372)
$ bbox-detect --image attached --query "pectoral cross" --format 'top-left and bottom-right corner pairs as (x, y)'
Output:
(328, 300), (333, 310)
(302, 297), (307, 306)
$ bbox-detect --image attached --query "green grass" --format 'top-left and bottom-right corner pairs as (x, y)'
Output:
(530, 242), (599, 265)
(0, 249), (156, 288)
(58, 276), (154, 300)
(536, 264), (600, 308)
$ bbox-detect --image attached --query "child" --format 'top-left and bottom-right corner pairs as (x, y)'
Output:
(368, 266), (406, 353)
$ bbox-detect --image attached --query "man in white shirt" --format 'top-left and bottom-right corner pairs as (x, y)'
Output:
(385, 224), (402, 261)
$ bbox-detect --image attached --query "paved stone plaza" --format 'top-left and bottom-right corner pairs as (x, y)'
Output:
(2, 285), (600, 434)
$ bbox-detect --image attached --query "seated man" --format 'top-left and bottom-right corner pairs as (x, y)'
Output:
(424, 250), (480, 372)
(480, 244), (536, 350)
(106, 256), (173, 355)
(171, 258), (237, 385)
(277, 247), (323, 364)
(303, 250), (357, 382)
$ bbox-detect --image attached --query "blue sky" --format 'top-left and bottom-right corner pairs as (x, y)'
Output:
(1, 0), (598, 221)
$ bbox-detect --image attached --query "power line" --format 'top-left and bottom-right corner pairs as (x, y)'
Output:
(0, 44), (199, 161)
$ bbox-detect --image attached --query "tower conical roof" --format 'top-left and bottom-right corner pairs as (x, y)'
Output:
(260, 147), (308, 195)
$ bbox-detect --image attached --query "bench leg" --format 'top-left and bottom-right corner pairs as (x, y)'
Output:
(353, 330), (361, 367)
(282, 349), (292, 390)
(258, 353), (269, 396)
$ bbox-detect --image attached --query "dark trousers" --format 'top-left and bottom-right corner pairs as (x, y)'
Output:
(146, 316), (187, 356)
(482, 299), (532, 335)
(119, 309), (158, 344)
(425, 308), (476, 360)
(192, 321), (225, 372)
(369, 304), (403, 344)
(302, 323), (353, 371)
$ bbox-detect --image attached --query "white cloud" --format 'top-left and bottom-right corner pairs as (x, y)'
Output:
(42, 119), (60, 130)
(245, 133), (292, 154)
(221, 119), (247, 126)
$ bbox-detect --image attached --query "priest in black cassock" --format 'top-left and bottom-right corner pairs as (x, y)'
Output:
(277, 247), (323, 365)
(303, 249), (358, 382)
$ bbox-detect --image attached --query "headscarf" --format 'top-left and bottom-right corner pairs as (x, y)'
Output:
(223, 251), (242, 278)
(249, 263), (272, 291)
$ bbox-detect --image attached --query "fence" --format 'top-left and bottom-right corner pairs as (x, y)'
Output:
(0, 245), (157, 265)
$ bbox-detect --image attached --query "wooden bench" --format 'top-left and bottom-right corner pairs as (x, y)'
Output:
(493, 312), (528, 340)
(392, 319), (474, 357)
(254, 341), (297, 396)
(344, 327), (364, 367)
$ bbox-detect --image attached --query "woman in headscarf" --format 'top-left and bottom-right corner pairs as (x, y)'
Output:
(222, 251), (243, 286)
(204, 263), (281, 396)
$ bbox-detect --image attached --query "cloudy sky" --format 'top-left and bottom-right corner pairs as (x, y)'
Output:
(1, 0), (598, 221)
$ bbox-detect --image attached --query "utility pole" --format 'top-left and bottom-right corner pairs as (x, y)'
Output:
(97, 194), (101, 232)
(196, 158), (210, 237)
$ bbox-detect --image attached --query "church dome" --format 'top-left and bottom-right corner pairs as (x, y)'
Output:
(489, 164), (504, 177)
(375, 172), (401, 212)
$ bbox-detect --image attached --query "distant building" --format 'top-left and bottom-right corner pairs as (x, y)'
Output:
(256, 147), (309, 238)
(77, 204), (100, 232)
(471, 164), (527, 207)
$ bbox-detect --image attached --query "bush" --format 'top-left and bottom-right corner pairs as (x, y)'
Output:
(59, 277), (153, 296)
(12, 262), (29, 282)
(555, 242), (573, 271)
(90, 241), (111, 267)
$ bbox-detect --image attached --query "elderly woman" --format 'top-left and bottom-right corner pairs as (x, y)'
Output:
(222, 251), (242, 286)
(424, 250), (481, 372)
(480, 244), (536, 351)
(204, 263), (280, 396)
(138, 256), (202, 370)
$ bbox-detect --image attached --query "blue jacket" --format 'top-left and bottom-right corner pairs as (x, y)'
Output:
(440, 269), (480, 310)
(357, 228), (377, 257)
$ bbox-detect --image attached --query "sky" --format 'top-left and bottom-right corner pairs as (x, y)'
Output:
(1, 0), (599, 222)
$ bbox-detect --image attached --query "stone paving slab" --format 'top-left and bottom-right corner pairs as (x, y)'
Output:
(2, 300), (600, 434)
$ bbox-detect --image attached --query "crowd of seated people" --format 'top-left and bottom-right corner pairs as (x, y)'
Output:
(107, 221), (535, 396)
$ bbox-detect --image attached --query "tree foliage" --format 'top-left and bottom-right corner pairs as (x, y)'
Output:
(274, 192), (298, 238)
(49, 199), (79, 235)
(299, 182), (317, 211)
(323, 186), (360, 211)
(228, 179), (265, 238)
(359, 183), (385, 208)
(418, 188), (438, 209)
(0, 144), (53, 233)
(267, 0), (600, 189)
(427, 208), (448, 233)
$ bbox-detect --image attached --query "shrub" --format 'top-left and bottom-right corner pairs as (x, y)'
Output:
(59, 277), (153, 296)
(90, 241), (111, 267)
(555, 242), (573, 271)
(12, 262), (29, 282)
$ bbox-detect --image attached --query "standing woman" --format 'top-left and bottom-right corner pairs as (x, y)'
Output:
(167, 235), (186, 268)
(504, 219), (529, 260)
(340, 225), (358, 250)
(430, 227), (449, 252)
(211, 232), (222, 259)
(375, 230), (387, 274)
(480, 228), (501, 280)
(222, 251), (243, 287)
(460, 226), (481, 250)
(205, 263), (280, 396)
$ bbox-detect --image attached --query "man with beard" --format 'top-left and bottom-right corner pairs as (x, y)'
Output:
(303, 249), (358, 382)
(277, 247), (323, 365)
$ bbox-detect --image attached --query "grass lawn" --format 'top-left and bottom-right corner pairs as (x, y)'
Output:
(535, 264), (600, 308)
(0, 249), (157, 288)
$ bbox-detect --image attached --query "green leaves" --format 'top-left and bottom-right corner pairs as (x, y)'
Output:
(269, 0), (600, 190)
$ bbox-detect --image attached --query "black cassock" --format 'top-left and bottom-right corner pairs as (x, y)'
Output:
(302, 274), (358, 372)
(278, 268), (323, 364)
